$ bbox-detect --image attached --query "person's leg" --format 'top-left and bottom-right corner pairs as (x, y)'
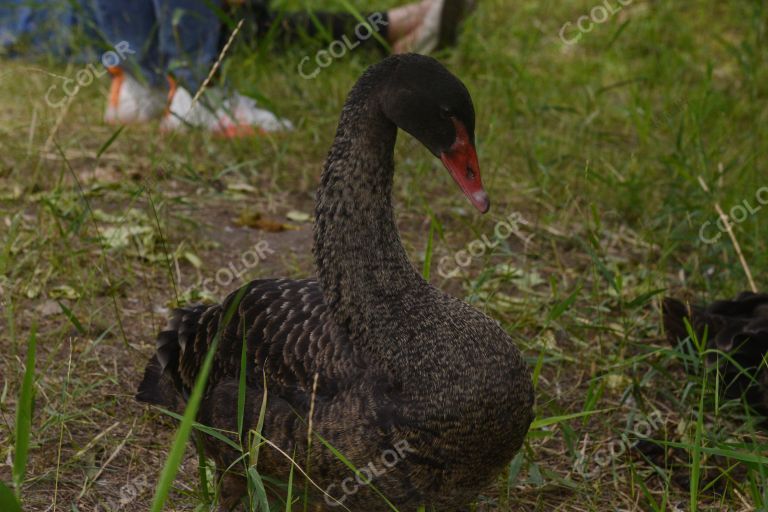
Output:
(90, 0), (167, 123)
(0, 0), (81, 58)
(390, 0), (476, 54)
(385, 1), (432, 43)
(90, 0), (164, 87)
(0, 0), (32, 53)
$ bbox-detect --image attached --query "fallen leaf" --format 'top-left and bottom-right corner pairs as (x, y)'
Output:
(605, 374), (632, 390)
(101, 224), (153, 250)
(49, 285), (80, 300)
(234, 210), (297, 232)
(0, 182), (22, 200)
(25, 281), (41, 299)
(227, 182), (259, 193)
(184, 251), (203, 269)
(537, 330), (559, 351)
(286, 210), (312, 223)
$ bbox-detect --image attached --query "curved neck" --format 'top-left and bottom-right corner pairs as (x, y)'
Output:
(313, 83), (422, 335)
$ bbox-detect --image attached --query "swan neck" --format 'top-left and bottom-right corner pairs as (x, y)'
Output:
(313, 99), (420, 332)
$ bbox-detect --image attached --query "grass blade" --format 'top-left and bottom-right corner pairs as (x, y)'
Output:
(336, 0), (390, 51)
(247, 372), (270, 509)
(194, 435), (212, 505)
(237, 328), (248, 441)
(13, 325), (36, 495)
(625, 288), (666, 309)
(0, 481), (23, 512)
(0, 213), (21, 275)
(56, 300), (85, 335)
(246, 467), (270, 511)
(312, 433), (400, 511)
(422, 218), (436, 280)
(529, 408), (612, 430)
(546, 285), (581, 323)
(96, 125), (125, 159)
(690, 334), (707, 512)
(150, 340), (222, 512)
(284, 450), (295, 512)
(157, 409), (241, 451)
(656, 441), (768, 466)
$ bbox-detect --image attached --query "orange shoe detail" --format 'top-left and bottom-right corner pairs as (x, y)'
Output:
(165, 75), (177, 116)
(215, 121), (261, 138)
(107, 66), (124, 109)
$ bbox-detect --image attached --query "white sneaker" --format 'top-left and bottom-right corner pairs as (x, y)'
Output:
(104, 67), (166, 124)
(160, 80), (293, 137)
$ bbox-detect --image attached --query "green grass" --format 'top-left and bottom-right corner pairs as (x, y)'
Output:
(1, 0), (767, 510)
(12, 326), (35, 495)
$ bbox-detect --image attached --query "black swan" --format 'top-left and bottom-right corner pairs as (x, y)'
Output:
(137, 54), (534, 511)
(663, 292), (768, 421)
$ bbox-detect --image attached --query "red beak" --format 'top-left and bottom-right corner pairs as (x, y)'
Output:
(439, 119), (489, 213)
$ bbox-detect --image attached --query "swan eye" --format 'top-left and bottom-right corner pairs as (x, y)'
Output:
(440, 106), (452, 119)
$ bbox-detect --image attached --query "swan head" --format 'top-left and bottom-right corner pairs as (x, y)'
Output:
(379, 54), (489, 213)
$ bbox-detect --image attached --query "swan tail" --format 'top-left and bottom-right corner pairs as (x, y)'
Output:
(136, 305), (209, 409)
(662, 297), (708, 346)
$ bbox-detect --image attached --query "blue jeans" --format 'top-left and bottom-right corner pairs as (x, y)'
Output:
(90, 0), (223, 90)
(0, 0), (222, 90)
(0, 0), (97, 59)
(2, 1), (386, 90)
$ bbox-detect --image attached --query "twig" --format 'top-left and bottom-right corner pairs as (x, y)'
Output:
(42, 93), (74, 153)
(191, 18), (245, 105)
(307, 373), (319, 450)
(698, 172), (758, 293)
(249, 430), (353, 512)
(713, 202), (757, 292)
(304, 373), (320, 506)
(77, 421), (136, 499)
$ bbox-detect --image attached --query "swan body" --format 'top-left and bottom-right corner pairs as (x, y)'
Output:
(138, 54), (534, 511)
